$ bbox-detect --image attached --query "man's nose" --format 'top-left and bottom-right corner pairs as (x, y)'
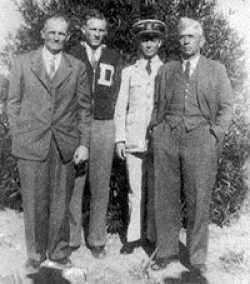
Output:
(54, 33), (60, 40)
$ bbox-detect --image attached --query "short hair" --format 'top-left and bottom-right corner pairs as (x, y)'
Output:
(82, 9), (107, 26)
(43, 13), (70, 31)
(178, 17), (203, 37)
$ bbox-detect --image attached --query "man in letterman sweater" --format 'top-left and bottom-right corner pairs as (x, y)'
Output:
(68, 9), (122, 258)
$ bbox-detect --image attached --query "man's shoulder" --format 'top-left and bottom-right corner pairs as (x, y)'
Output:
(102, 46), (121, 59)
(157, 59), (180, 74)
(201, 55), (224, 68)
(67, 42), (85, 55)
(13, 48), (39, 62)
(64, 52), (86, 68)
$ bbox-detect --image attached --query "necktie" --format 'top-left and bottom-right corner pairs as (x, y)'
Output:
(146, 59), (152, 75)
(49, 55), (56, 78)
(184, 60), (191, 79)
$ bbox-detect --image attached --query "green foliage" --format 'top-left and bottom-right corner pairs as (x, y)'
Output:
(0, 0), (249, 230)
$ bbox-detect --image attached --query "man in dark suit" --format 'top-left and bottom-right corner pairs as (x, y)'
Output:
(7, 14), (91, 270)
(150, 17), (233, 275)
(68, 9), (121, 258)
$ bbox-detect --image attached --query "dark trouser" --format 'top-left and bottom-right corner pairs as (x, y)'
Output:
(17, 137), (74, 262)
(87, 120), (115, 247)
(144, 151), (156, 243)
(153, 121), (217, 265)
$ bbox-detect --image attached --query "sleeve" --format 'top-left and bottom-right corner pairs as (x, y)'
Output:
(112, 54), (123, 105)
(114, 67), (130, 143)
(6, 56), (23, 135)
(210, 63), (234, 142)
(77, 61), (92, 147)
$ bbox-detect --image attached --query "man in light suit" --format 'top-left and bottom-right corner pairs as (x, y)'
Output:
(7, 14), (91, 270)
(115, 19), (165, 254)
(150, 17), (233, 275)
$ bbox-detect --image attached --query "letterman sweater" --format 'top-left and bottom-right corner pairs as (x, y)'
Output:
(68, 42), (122, 120)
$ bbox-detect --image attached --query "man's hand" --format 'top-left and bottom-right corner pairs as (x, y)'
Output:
(73, 145), (89, 164)
(115, 142), (126, 160)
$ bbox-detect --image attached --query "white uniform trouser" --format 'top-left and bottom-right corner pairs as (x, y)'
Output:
(126, 153), (144, 242)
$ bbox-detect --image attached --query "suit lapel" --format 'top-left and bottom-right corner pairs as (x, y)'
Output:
(52, 53), (73, 89)
(30, 48), (50, 91)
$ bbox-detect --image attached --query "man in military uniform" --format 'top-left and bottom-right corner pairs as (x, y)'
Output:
(115, 18), (165, 254)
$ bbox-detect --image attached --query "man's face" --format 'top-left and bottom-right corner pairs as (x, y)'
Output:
(41, 17), (69, 54)
(82, 18), (107, 49)
(179, 26), (204, 59)
(139, 35), (161, 59)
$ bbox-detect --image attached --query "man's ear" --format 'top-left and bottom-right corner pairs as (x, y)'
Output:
(40, 28), (45, 40)
(66, 33), (70, 42)
(158, 40), (162, 48)
(81, 26), (86, 35)
(199, 35), (205, 48)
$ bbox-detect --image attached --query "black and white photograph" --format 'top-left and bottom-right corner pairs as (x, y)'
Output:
(0, 0), (250, 283)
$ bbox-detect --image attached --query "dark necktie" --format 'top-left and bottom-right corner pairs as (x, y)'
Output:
(184, 60), (191, 79)
(146, 59), (152, 75)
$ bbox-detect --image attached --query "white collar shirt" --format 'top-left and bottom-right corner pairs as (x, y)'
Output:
(137, 55), (162, 77)
(42, 46), (62, 76)
(82, 42), (106, 65)
(182, 54), (200, 76)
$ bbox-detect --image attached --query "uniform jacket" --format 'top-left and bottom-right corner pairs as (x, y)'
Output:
(151, 55), (233, 143)
(68, 42), (122, 120)
(7, 47), (92, 161)
(115, 56), (163, 152)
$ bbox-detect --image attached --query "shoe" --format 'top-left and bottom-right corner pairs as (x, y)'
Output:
(90, 246), (106, 259)
(190, 264), (207, 275)
(25, 256), (46, 271)
(42, 258), (73, 270)
(70, 244), (80, 252)
(120, 242), (135, 255)
(151, 256), (179, 271)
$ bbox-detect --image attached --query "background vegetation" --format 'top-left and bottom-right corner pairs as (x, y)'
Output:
(0, 0), (249, 231)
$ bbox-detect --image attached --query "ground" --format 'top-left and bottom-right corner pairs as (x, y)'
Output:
(0, 169), (250, 284)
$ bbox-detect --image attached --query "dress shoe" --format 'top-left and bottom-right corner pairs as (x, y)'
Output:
(42, 258), (73, 270)
(25, 256), (46, 270)
(190, 264), (207, 275)
(151, 256), (179, 271)
(120, 242), (135, 255)
(90, 246), (106, 259)
(70, 244), (81, 252)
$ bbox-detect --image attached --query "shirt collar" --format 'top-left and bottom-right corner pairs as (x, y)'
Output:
(182, 54), (200, 72)
(137, 55), (161, 67)
(42, 46), (62, 61)
(81, 41), (106, 62)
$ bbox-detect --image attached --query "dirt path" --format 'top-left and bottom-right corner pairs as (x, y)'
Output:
(0, 207), (250, 283)
(0, 161), (250, 283)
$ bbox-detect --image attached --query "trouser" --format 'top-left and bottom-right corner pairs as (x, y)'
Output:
(126, 152), (156, 242)
(17, 137), (74, 262)
(69, 170), (87, 247)
(87, 119), (115, 247)
(153, 121), (217, 265)
(126, 153), (143, 242)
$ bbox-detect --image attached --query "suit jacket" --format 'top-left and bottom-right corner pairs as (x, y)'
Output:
(114, 56), (163, 152)
(7, 47), (92, 161)
(151, 55), (233, 142)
